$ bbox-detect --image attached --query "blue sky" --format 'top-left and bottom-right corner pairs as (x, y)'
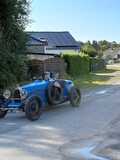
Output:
(26, 0), (120, 42)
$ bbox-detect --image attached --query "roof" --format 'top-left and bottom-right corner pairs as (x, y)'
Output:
(26, 31), (80, 49)
(27, 36), (48, 46)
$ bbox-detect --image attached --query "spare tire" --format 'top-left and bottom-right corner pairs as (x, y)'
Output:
(47, 81), (64, 105)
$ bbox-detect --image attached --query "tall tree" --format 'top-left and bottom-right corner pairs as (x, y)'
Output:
(111, 41), (118, 49)
(0, 0), (29, 52)
(98, 40), (111, 51)
(0, 0), (29, 88)
(92, 40), (100, 51)
(81, 41), (97, 57)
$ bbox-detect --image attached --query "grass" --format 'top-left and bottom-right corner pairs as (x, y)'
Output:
(65, 67), (118, 90)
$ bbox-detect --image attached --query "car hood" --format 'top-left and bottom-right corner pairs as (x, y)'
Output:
(21, 80), (49, 93)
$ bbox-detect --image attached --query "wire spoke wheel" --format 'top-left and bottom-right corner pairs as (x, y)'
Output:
(30, 100), (40, 116)
(25, 97), (42, 121)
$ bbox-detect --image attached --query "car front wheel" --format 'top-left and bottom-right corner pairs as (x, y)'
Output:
(25, 97), (42, 121)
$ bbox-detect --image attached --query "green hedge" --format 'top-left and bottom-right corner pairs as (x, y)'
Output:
(62, 52), (90, 76)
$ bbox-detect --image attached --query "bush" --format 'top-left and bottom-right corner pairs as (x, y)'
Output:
(62, 52), (90, 76)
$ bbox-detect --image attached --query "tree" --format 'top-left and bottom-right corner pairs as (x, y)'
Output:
(0, 0), (29, 88)
(92, 40), (100, 51)
(81, 41), (97, 57)
(0, 0), (29, 52)
(98, 40), (111, 51)
(111, 41), (119, 49)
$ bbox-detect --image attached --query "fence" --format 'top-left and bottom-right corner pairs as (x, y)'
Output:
(28, 56), (66, 78)
(90, 58), (106, 72)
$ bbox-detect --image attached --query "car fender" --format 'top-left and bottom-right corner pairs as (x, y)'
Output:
(25, 95), (44, 109)
(66, 83), (74, 92)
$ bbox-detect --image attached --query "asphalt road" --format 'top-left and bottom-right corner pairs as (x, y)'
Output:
(1, 65), (120, 160)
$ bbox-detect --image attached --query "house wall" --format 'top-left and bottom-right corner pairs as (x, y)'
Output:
(27, 54), (54, 61)
(45, 47), (79, 55)
(26, 45), (45, 54)
(27, 45), (79, 55)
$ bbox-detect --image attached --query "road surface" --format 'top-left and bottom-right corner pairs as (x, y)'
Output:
(0, 64), (120, 160)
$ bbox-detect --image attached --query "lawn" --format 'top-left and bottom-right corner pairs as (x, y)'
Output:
(65, 66), (120, 90)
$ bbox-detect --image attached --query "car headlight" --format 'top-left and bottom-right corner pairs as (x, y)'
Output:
(19, 88), (28, 100)
(3, 89), (11, 99)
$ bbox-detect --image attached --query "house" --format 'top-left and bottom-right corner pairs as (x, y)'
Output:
(103, 48), (120, 63)
(26, 31), (80, 78)
(26, 31), (80, 55)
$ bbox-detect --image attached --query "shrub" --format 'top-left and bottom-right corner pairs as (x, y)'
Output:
(62, 52), (90, 76)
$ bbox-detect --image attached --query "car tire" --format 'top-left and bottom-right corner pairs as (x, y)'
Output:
(47, 81), (64, 105)
(25, 97), (42, 121)
(69, 87), (81, 107)
(0, 109), (7, 119)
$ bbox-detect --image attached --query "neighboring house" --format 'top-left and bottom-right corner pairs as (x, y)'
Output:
(26, 31), (80, 55)
(103, 48), (120, 63)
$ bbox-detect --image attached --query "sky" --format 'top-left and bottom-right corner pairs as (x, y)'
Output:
(26, 0), (120, 42)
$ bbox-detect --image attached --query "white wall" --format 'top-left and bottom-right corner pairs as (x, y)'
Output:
(44, 47), (79, 55)
(27, 54), (54, 61)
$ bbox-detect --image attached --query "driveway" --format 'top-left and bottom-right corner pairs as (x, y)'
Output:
(0, 64), (120, 160)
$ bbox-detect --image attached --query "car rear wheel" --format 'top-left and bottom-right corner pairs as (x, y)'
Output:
(69, 87), (81, 107)
(25, 97), (42, 121)
(0, 109), (7, 119)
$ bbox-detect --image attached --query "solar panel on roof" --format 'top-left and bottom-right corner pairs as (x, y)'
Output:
(27, 32), (80, 49)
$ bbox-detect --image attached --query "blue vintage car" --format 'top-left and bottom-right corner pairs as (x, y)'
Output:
(0, 74), (81, 121)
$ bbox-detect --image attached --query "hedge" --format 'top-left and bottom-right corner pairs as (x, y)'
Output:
(62, 52), (90, 76)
